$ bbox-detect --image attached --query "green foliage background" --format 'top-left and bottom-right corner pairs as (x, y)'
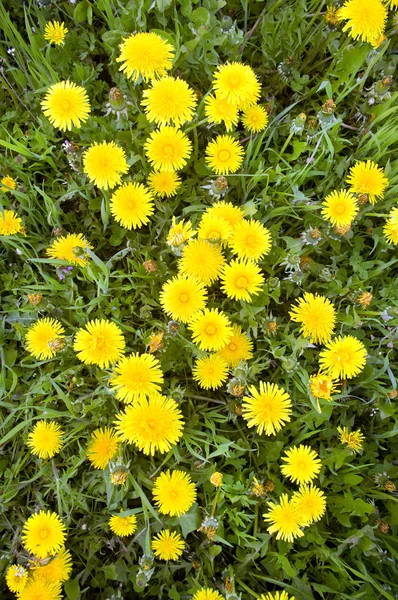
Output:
(0, 0), (398, 598)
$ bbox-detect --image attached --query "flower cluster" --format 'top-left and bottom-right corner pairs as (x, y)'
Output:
(6, 511), (71, 598)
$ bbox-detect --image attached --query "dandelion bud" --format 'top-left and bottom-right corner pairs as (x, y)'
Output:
(110, 466), (129, 486)
(388, 390), (397, 399)
(322, 99), (336, 114)
(220, 15), (233, 31)
(143, 259), (157, 273)
(377, 520), (389, 534)
(357, 193), (368, 205)
(334, 224), (351, 236)
(384, 480), (396, 492)
(325, 6), (340, 26)
(210, 472), (223, 488)
(47, 338), (65, 352)
(215, 176), (228, 192)
(357, 291), (372, 308)
(28, 293), (43, 306)
(167, 320), (180, 335)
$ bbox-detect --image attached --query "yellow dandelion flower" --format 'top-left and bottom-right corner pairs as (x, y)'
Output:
(160, 275), (207, 323)
(198, 213), (233, 244)
(148, 170), (181, 198)
(319, 335), (367, 379)
(242, 382), (292, 436)
(289, 293), (336, 344)
(339, 0), (387, 44)
(27, 421), (64, 459)
(213, 62), (260, 108)
(145, 126), (192, 172)
(110, 182), (154, 230)
(204, 94), (239, 131)
(309, 373), (339, 401)
(1, 175), (17, 192)
(346, 160), (388, 204)
(258, 591), (295, 600)
(19, 579), (62, 600)
(142, 76), (197, 127)
(281, 445), (322, 485)
(321, 190), (358, 227)
(117, 32), (174, 82)
(44, 21), (68, 45)
(205, 135), (244, 175)
(114, 395), (184, 455)
(291, 484), (326, 524)
(26, 318), (65, 360)
(32, 547), (73, 583)
(337, 426), (365, 453)
(87, 427), (120, 469)
(46, 233), (93, 266)
(242, 105), (269, 133)
(109, 513), (137, 536)
(153, 470), (196, 516)
(73, 319), (125, 368)
(221, 259), (264, 302)
(110, 353), (164, 403)
(151, 529), (184, 561)
(229, 218), (272, 261)
(192, 588), (224, 600)
(22, 511), (66, 559)
(179, 239), (225, 285)
(216, 324), (253, 367)
(384, 208), (398, 245)
(0, 209), (23, 235)
(205, 201), (244, 228)
(193, 354), (229, 390)
(41, 81), (90, 131)
(189, 308), (233, 351)
(5, 565), (28, 594)
(83, 141), (129, 190)
(167, 216), (195, 247)
(263, 494), (305, 543)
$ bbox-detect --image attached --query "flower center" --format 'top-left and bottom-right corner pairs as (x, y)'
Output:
(100, 158), (109, 168)
(169, 490), (177, 499)
(205, 325), (217, 335)
(61, 99), (71, 110)
(335, 204), (346, 215)
(229, 76), (241, 88)
(39, 528), (49, 540)
(236, 276), (248, 288)
(208, 230), (220, 239)
(163, 144), (174, 157)
(179, 293), (189, 303)
(337, 351), (350, 363)
(147, 419), (156, 429)
(208, 368), (214, 374)
(92, 336), (105, 350)
(245, 235), (256, 247)
(229, 343), (237, 352)
(218, 149), (231, 162)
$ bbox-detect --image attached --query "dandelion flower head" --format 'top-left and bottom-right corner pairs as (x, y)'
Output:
(153, 470), (196, 516)
(73, 319), (126, 368)
(110, 353), (164, 403)
(27, 421), (64, 459)
(41, 81), (90, 131)
(115, 395), (184, 455)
